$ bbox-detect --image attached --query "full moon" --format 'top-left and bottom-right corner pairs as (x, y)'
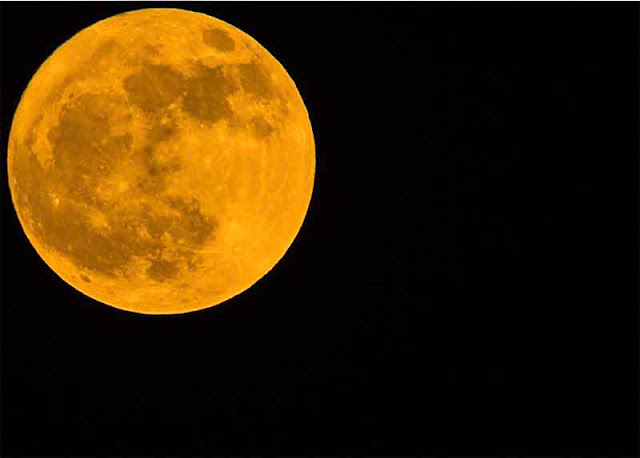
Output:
(8, 8), (315, 314)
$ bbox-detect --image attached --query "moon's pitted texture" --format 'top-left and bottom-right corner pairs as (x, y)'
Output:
(8, 9), (315, 314)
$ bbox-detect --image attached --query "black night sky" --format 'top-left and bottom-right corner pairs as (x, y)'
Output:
(1, 2), (637, 455)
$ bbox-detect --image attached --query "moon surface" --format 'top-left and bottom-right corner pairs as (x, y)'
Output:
(8, 8), (315, 314)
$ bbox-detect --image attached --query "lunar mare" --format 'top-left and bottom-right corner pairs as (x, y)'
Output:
(8, 8), (315, 314)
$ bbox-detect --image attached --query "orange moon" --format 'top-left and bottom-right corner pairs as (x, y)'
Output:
(7, 8), (315, 314)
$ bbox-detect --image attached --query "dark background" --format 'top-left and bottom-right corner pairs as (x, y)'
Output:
(1, 2), (637, 455)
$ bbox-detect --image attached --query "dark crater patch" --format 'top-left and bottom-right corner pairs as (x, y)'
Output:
(24, 115), (43, 149)
(136, 197), (217, 282)
(186, 256), (204, 272)
(30, 190), (214, 279)
(203, 28), (235, 52)
(148, 159), (180, 178)
(11, 138), (48, 232)
(136, 145), (182, 195)
(148, 119), (177, 144)
(182, 64), (237, 124)
(14, 124), (216, 280)
(124, 64), (185, 112)
(146, 258), (179, 282)
(143, 44), (161, 57)
(12, 163), (155, 277)
(236, 62), (273, 100)
(90, 40), (121, 67)
(252, 116), (275, 138)
(165, 196), (216, 247)
(47, 93), (132, 201)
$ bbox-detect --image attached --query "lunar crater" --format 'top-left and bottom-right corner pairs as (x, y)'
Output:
(123, 64), (185, 112)
(203, 27), (236, 52)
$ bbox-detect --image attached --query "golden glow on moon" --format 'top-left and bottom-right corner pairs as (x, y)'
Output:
(8, 8), (315, 314)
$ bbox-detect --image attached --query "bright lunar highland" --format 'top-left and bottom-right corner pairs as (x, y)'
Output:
(8, 8), (315, 314)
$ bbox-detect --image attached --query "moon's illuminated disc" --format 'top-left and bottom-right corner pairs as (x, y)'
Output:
(8, 8), (315, 314)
